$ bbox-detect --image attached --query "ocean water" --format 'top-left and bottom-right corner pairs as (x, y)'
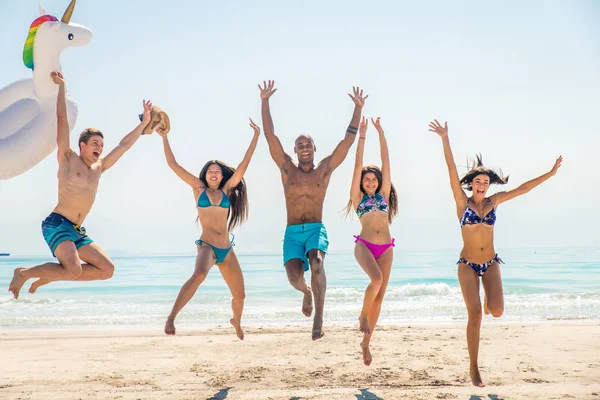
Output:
(1, 247), (599, 329)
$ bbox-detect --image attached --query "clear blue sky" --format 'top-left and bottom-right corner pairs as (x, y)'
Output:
(1, 0), (598, 256)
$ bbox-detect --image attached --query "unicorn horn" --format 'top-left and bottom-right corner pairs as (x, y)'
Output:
(61, 0), (76, 24)
(39, 4), (47, 15)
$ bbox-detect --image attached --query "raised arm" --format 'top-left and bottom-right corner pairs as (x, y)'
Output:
(157, 128), (204, 189)
(259, 80), (291, 170)
(372, 117), (392, 200)
(101, 100), (152, 172)
(51, 72), (70, 160)
(223, 119), (261, 192)
(492, 156), (562, 206)
(350, 117), (368, 207)
(429, 120), (468, 209)
(322, 86), (368, 172)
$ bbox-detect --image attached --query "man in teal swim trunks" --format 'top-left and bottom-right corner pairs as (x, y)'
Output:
(8, 71), (152, 299)
(259, 80), (368, 340)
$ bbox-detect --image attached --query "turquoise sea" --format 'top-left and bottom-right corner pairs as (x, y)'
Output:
(1, 247), (599, 329)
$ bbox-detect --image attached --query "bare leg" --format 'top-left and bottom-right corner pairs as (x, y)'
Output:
(9, 241), (83, 299)
(285, 259), (313, 317)
(361, 248), (393, 366)
(23, 242), (116, 295)
(165, 245), (215, 335)
(308, 250), (326, 341)
(217, 250), (246, 340)
(483, 295), (490, 315)
(481, 262), (504, 318)
(458, 264), (484, 387)
(354, 242), (383, 335)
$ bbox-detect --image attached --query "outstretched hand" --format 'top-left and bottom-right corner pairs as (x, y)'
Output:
(428, 119), (448, 138)
(371, 117), (384, 135)
(249, 118), (260, 136)
(358, 116), (368, 139)
(259, 80), (278, 101)
(550, 156), (563, 175)
(141, 100), (153, 126)
(156, 127), (168, 137)
(51, 71), (65, 86)
(348, 86), (368, 108)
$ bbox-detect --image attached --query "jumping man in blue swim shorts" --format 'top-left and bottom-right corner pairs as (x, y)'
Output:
(8, 72), (153, 299)
(259, 80), (369, 340)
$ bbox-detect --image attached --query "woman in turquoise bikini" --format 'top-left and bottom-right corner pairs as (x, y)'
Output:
(429, 119), (562, 387)
(158, 120), (260, 339)
(346, 116), (398, 366)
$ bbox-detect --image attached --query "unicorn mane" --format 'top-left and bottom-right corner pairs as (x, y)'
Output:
(23, 15), (58, 70)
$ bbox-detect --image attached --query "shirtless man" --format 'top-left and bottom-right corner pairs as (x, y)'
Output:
(8, 71), (152, 298)
(259, 80), (368, 340)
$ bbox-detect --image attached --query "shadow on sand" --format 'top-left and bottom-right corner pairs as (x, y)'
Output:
(207, 387), (232, 400)
(355, 388), (385, 400)
(469, 395), (503, 400)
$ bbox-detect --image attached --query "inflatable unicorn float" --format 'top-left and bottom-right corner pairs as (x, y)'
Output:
(0, 0), (92, 180)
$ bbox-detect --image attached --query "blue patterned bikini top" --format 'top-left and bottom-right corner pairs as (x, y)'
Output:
(356, 192), (389, 218)
(198, 190), (230, 209)
(460, 200), (496, 227)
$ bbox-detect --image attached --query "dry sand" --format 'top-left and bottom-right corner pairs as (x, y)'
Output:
(1, 322), (599, 399)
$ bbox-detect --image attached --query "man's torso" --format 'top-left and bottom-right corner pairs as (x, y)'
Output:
(53, 151), (102, 224)
(281, 161), (331, 226)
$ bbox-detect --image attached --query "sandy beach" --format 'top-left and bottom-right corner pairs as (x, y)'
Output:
(1, 322), (599, 400)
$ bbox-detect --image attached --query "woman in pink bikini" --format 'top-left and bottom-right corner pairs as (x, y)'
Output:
(346, 116), (398, 366)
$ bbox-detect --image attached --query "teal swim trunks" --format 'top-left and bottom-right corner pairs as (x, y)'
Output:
(283, 222), (329, 271)
(42, 212), (93, 257)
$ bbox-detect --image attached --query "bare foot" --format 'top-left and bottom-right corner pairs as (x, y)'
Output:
(483, 295), (490, 315)
(358, 315), (371, 334)
(302, 288), (313, 317)
(164, 317), (176, 335)
(230, 318), (244, 340)
(470, 366), (485, 387)
(29, 279), (50, 294)
(360, 340), (372, 366)
(8, 268), (27, 299)
(312, 317), (324, 341)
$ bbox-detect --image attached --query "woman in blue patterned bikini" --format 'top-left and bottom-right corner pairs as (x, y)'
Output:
(346, 116), (398, 366)
(158, 120), (261, 340)
(428, 119), (562, 387)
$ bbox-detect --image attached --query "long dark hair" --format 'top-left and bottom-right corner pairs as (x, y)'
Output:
(460, 154), (509, 191)
(199, 160), (248, 232)
(345, 165), (398, 224)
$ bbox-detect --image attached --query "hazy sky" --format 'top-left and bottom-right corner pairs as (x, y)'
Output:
(1, 0), (598, 257)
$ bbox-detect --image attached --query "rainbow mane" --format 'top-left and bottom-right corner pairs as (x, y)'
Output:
(23, 15), (58, 70)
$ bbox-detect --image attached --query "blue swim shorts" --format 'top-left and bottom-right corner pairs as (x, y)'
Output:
(41, 212), (94, 257)
(283, 222), (329, 271)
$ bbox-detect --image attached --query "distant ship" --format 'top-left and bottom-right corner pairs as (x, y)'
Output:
(0, 253), (9, 256)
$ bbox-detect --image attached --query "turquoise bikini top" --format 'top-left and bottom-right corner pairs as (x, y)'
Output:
(356, 192), (389, 218)
(198, 190), (230, 209)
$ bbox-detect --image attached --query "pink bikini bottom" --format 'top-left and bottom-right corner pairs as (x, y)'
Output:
(354, 235), (395, 259)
